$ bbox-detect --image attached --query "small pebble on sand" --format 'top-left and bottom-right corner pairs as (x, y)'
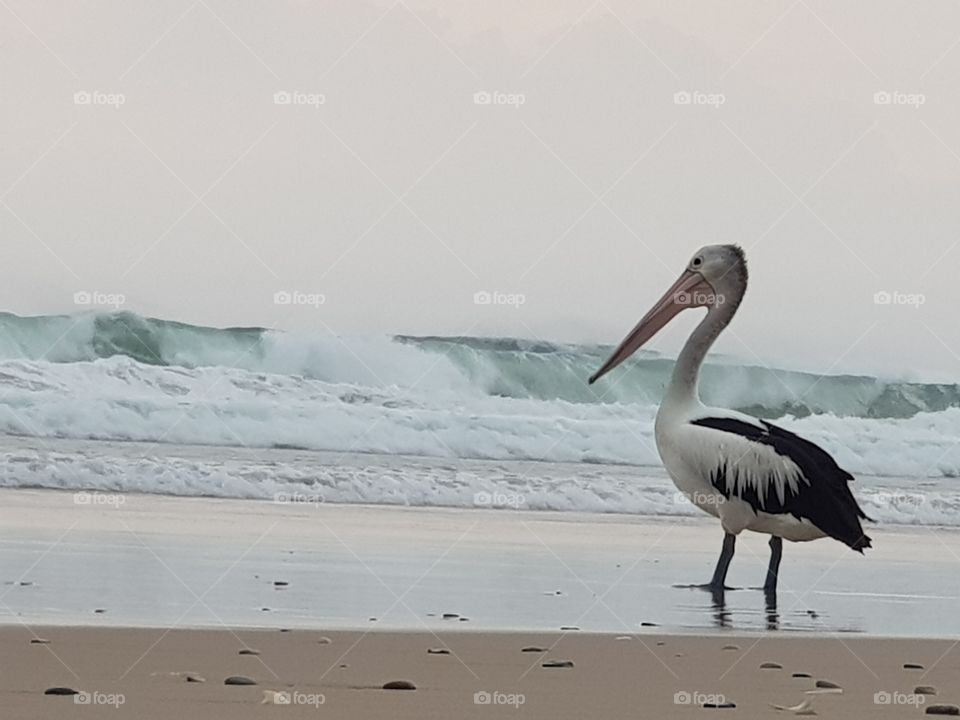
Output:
(382, 680), (416, 690)
(224, 676), (257, 686)
(44, 687), (78, 696)
(542, 660), (574, 668)
(926, 706), (960, 716)
(760, 662), (783, 669)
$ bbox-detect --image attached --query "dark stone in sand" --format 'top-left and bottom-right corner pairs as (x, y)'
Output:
(459, 617), (469, 622)
(905, 663), (924, 669)
(441, 613), (459, 619)
(760, 662), (783, 669)
(916, 686), (938, 696)
(261, 608), (270, 612)
(815, 680), (841, 689)
(279, 628), (290, 633)
(792, 672), (812, 678)
(640, 622), (658, 627)
(31, 638), (50, 644)
(185, 674), (205, 683)
(656, 641), (666, 647)
(44, 687), (79, 696)
(926, 706), (960, 716)
(722, 645), (739, 651)
(238, 648), (260, 656)
(274, 581), (289, 587)
(704, 702), (736, 709)
(382, 680), (416, 690)
(224, 676), (257, 686)
(560, 626), (580, 631)
(542, 660), (574, 668)
(521, 647), (546, 653)
(427, 648), (451, 655)
(18, 581), (33, 586)
(94, 609), (105, 614)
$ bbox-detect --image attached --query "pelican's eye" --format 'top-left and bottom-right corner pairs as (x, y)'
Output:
(692, 256), (703, 268)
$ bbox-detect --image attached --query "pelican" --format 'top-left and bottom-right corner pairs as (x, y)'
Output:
(589, 245), (871, 594)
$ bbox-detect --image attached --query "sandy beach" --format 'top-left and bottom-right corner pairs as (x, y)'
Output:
(0, 488), (958, 717)
(2, 626), (957, 718)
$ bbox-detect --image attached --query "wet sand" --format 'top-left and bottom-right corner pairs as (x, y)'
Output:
(1, 488), (959, 717)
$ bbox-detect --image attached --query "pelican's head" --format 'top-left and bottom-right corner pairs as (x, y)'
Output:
(588, 244), (748, 384)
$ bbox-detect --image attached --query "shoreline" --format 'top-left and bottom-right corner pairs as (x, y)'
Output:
(2, 488), (959, 638)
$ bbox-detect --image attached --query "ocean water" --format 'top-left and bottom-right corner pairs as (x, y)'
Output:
(0, 310), (958, 525)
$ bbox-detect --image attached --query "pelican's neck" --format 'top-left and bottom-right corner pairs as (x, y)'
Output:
(664, 301), (738, 410)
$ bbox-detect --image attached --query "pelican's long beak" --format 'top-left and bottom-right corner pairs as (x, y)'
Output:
(589, 269), (715, 384)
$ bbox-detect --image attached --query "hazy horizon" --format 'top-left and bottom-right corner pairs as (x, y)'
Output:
(3, 1), (960, 381)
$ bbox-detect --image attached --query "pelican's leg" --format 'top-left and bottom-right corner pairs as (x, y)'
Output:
(764, 536), (783, 594)
(708, 532), (736, 590)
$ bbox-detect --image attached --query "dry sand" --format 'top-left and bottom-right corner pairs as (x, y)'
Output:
(2, 626), (958, 718)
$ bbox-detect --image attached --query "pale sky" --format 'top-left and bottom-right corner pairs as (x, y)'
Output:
(1, 1), (959, 380)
